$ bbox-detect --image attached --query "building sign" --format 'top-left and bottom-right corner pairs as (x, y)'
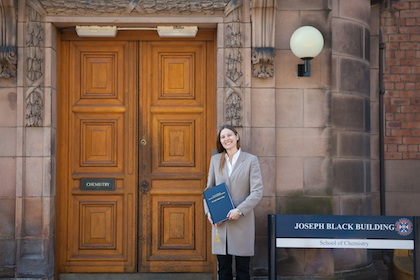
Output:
(268, 214), (418, 280)
(80, 178), (115, 190)
(275, 214), (414, 250)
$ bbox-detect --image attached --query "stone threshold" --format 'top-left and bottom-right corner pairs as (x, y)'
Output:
(60, 273), (213, 280)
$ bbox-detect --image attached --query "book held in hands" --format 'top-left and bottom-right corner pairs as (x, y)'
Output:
(203, 182), (235, 224)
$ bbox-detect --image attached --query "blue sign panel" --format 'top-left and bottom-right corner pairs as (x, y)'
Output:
(275, 214), (414, 240)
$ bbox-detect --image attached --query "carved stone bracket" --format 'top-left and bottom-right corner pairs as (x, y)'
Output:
(25, 6), (44, 127)
(251, 0), (276, 78)
(251, 46), (275, 78)
(224, 0), (243, 127)
(0, 0), (18, 78)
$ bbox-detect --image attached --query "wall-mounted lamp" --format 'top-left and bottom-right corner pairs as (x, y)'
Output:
(290, 26), (324, 77)
(75, 25), (198, 38)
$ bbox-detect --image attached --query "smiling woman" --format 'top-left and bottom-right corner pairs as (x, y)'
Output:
(204, 124), (263, 280)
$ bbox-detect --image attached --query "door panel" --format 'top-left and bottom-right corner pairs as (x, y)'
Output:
(58, 32), (216, 274)
(139, 41), (214, 272)
(58, 40), (137, 272)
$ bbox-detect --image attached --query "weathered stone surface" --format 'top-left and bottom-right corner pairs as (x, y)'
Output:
(251, 88), (276, 127)
(0, 89), (17, 127)
(332, 94), (365, 130)
(333, 131), (369, 158)
(277, 157), (304, 194)
(304, 157), (332, 195)
(0, 158), (16, 197)
(277, 196), (333, 214)
(258, 157), (276, 197)
(35, 0), (229, 15)
(386, 192), (420, 216)
(278, 0), (330, 11)
(17, 238), (54, 278)
(333, 248), (369, 270)
(23, 198), (43, 236)
(0, 238), (15, 278)
(339, 0), (371, 26)
(336, 193), (372, 215)
(276, 128), (330, 157)
(333, 20), (364, 59)
(304, 89), (331, 128)
(386, 160), (420, 192)
(0, 198), (15, 236)
(332, 159), (365, 194)
(0, 127), (17, 157)
(276, 89), (304, 127)
(339, 57), (370, 96)
(251, 127), (276, 157)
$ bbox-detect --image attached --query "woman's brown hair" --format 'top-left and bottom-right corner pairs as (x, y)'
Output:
(216, 125), (241, 173)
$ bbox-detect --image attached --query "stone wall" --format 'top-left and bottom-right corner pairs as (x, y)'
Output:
(0, 1), (18, 277)
(0, 2), (56, 278)
(252, 0), (375, 277)
(3, 0), (420, 278)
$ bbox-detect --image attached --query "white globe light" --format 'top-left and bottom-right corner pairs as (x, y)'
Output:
(290, 26), (324, 59)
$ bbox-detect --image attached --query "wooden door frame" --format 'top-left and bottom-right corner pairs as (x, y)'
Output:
(56, 29), (217, 274)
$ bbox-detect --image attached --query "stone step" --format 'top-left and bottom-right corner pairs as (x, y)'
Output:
(60, 273), (213, 280)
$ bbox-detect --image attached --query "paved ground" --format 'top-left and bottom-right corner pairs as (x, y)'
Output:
(60, 259), (393, 280)
(60, 273), (214, 280)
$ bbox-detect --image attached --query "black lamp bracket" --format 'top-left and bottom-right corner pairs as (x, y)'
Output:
(297, 58), (313, 77)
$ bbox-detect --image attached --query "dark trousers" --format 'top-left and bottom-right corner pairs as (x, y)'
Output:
(217, 254), (250, 280)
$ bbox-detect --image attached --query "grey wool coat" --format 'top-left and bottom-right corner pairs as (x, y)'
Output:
(204, 150), (263, 256)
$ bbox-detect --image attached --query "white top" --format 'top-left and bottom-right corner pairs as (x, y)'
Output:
(225, 148), (241, 177)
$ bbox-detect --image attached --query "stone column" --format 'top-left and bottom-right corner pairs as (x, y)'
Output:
(271, 0), (374, 278)
(0, 1), (18, 278)
(13, 1), (55, 279)
(332, 0), (373, 276)
(331, 0), (371, 216)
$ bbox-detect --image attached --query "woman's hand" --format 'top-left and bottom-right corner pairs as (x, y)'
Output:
(227, 208), (242, 221)
(207, 212), (224, 226)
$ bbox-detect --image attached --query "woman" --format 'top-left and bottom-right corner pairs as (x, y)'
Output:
(204, 125), (263, 280)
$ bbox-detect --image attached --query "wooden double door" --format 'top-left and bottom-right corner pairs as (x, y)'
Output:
(57, 31), (216, 273)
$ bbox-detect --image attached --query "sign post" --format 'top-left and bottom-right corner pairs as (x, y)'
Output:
(268, 215), (277, 279)
(268, 214), (417, 280)
(415, 217), (420, 279)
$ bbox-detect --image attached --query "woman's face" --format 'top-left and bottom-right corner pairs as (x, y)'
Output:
(220, 128), (239, 152)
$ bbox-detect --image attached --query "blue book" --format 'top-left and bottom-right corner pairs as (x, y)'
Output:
(203, 182), (235, 224)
